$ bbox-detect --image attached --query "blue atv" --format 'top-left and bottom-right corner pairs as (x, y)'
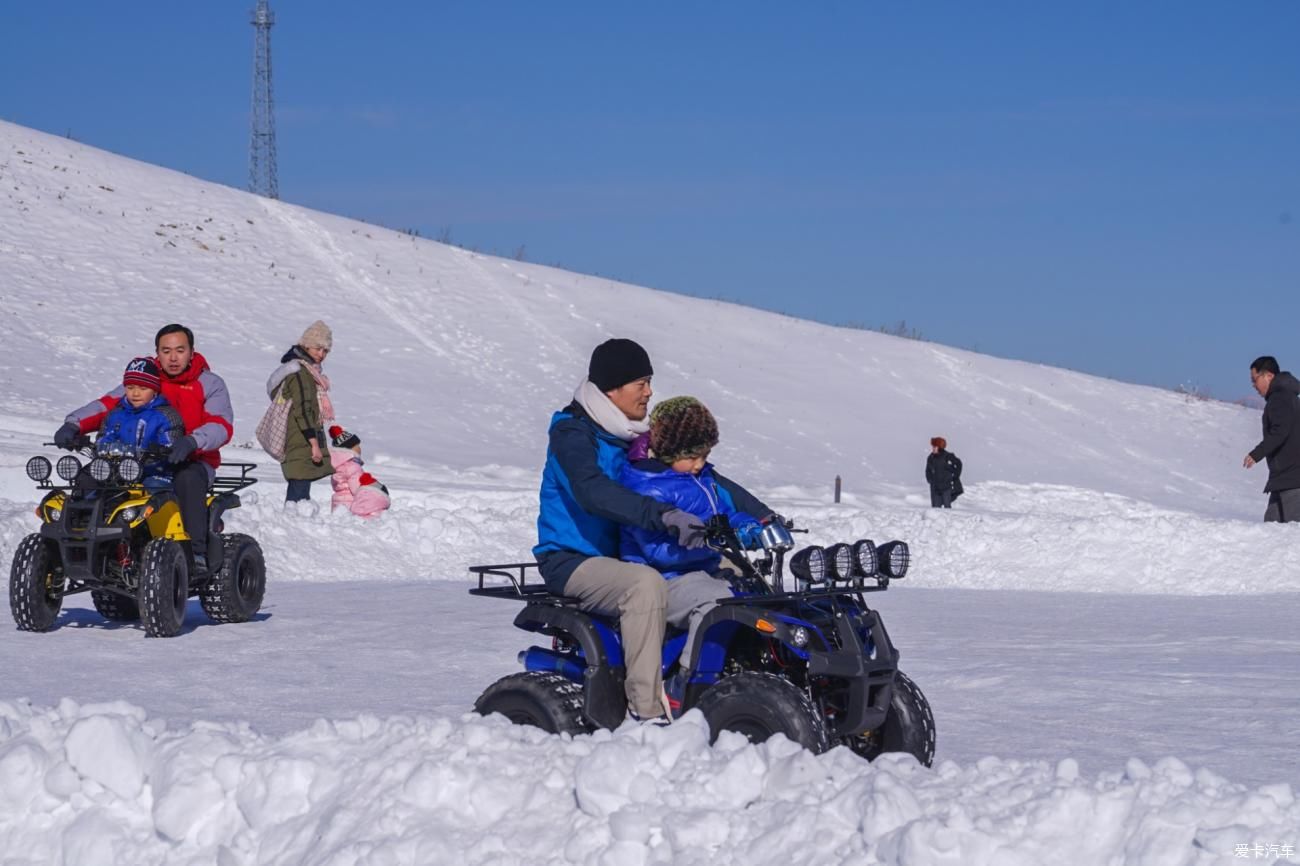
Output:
(471, 515), (935, 764)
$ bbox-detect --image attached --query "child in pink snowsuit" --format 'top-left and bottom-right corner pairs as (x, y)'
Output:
(328, 425), (391, 518)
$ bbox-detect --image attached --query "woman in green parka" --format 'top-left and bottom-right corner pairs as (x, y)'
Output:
(267, 320), (336, 502)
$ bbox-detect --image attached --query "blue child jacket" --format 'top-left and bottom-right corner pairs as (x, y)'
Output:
(95, 394), (183, 480)
(618, 459), (763, 578)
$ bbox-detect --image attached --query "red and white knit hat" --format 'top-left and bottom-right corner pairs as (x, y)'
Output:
(123, 357), (162, 390)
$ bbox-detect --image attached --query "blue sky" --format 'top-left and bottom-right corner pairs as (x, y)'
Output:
(6, 1), (1297, 400)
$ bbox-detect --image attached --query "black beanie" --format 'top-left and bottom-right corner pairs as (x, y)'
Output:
(588, 338), (653, 392)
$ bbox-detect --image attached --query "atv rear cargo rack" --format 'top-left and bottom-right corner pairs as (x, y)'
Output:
(212, 462), (258, 493)
(468, 562), (574, 603)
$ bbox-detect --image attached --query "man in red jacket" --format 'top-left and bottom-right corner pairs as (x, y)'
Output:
(55, 324), (234, 571)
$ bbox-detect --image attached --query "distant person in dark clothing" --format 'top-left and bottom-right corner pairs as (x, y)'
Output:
(926, 437), (963, 508)
(1243, 356), (1300, 523)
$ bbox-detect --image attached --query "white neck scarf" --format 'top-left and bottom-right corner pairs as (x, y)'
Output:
(573, 380), (649, 442)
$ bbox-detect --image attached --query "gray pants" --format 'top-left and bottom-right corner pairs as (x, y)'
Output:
(1264, 489), (1300, 523)
(665, 570), (733, 671)
(565, 559), (730, 718)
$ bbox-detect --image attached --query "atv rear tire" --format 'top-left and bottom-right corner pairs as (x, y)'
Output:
(200, 534), (265, 624)
(9, 534), (63, 631)
(475, 672), (591, 736)
(694, 671), (831, 754)
(845, 670), (936, 766)
(92, 590), (140, 622)
(139, 538), (188, 638)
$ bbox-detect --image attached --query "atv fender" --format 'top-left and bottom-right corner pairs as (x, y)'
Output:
(208, 492), (241, 535)
(513, 604), (627, 730)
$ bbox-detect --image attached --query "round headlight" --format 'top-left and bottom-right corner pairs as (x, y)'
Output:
(852, 539), (878, 576)
(88, 457), (113, 484)
(790, 626), (810, 648)
(118, 506), (141, 523)
(56, 455), (83, 482)
(877, 540), (910, 579)
(117, 457), (143, 484)
(26, 456), (52, 483)
(788, 546), (826, 585)
(825, 543), (854, 581)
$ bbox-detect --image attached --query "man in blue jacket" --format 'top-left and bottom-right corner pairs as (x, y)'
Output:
(534, 339), (712, 723)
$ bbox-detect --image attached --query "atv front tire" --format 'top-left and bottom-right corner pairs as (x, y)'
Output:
(92, 590), (140, 622)
(694, 671), (831, 754)
(9, 534), (63, 631)
(139, 538), (189, 638)
(200, 534), (265, 624)
(845, 670), (936, 766)
(475, 672), (591, 736)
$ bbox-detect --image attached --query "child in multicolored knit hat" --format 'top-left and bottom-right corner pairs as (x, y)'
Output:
(619, 395), (768, 572)
(328, 425), (390, 519)
(94, 357), (184, 483)
(618, 395), (774, 706)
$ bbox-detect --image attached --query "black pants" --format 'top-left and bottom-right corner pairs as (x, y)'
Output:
(172, 461), (211, 551)
(1264, 489), (1300, 523)
(930, 487), (953, 508)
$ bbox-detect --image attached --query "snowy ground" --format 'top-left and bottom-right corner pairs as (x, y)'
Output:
(3, 120), (1299, 863)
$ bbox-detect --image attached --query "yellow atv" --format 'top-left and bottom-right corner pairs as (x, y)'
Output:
(9, 439), (266, 637)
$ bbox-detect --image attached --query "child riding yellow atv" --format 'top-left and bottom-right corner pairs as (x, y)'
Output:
(10, 436), (265, 638)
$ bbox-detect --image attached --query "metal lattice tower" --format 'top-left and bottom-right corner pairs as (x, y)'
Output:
(248, 1), (279, 199)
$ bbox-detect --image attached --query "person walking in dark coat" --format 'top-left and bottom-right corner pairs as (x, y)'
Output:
(925, 437), (963, 508)
(1243, 356), (1300, 522)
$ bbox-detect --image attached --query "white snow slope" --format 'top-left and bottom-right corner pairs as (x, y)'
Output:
(2, 120), (1297, 864)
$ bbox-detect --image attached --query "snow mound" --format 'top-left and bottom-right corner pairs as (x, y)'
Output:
(1, 700), (1296, 866)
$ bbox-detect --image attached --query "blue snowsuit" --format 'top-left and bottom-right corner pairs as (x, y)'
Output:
(95, 394), (183, 482)
(619, 459), (765, 578)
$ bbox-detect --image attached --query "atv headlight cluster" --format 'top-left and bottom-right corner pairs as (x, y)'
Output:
(825, 543), (854, 580)
(877, 541), (910, 579)
(26, 456), (52, 483)
(788, 537), (910, 588)
(788, 546), (826, 584)
(87, 457), (114, 484)
(853, 539), (878, 576)
(117, 457), (143, 484)
(55, 456), (82, 482)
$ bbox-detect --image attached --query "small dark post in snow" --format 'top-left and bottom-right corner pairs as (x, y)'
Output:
(834, 475), (841, 503)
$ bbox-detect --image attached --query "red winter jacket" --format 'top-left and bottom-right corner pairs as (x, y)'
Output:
(66, 352), (234, 471)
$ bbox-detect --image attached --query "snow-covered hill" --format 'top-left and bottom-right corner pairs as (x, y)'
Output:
(0, 120), (1261, 514)
(6, 118), (1295, 595)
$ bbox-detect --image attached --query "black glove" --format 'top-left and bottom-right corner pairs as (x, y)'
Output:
(661, 509), (707, 550)
(54, 422), (80, 450)
(168, 435), (198, 464)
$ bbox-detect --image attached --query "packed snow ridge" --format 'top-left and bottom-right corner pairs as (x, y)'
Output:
(1, 699), (1297, 866)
